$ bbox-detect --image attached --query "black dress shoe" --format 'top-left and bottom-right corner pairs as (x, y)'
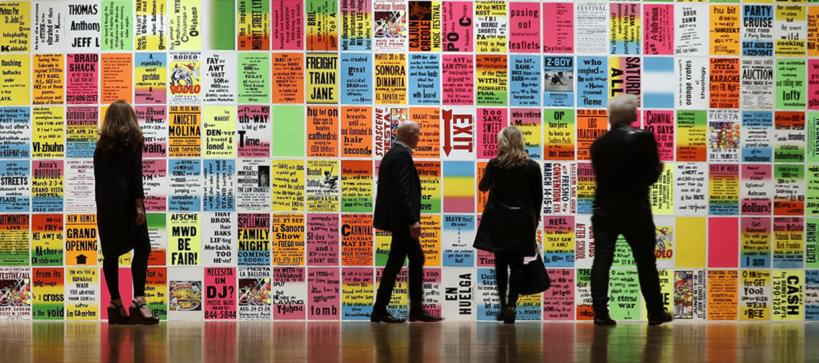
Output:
(371, 311), (406, 323)
(648, 311), (673, 326)
(409, 311), (443, 322)
(593, 312), (617, 326)
(502, 306), (516, 324)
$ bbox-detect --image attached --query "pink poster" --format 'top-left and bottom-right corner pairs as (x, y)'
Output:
(422, 268), (442, 317)
(442, 1), (473, 52)
(136, 106), (167, 158)
(644, 110), (675, 161)
(477, 108), (508, 160)
(143, 159), (167, 212)
(308, 268), (340, 320)
(272, 0), (304, 50)
(509, 2), (540, 53)
(741, 164), (772, 215)
(643, 4), (674, 55)
(543, 269), (574, 321)
(100, 268), (132, 320)
(307, 214), (340, 266)
(66, 54), (99, 105)
(273, 267), (306, 320)
(809, 60), (819, 111)
(205, 267), (237, 320)
(708, 218), (739, 268)
(542, 3), (574, 53)
(442, 55), (474, 105)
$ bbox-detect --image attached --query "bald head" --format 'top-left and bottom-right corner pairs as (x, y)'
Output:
(608, 94), (640, 126)
(397, 121), (420, 148)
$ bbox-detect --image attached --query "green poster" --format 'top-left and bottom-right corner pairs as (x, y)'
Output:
(613, 236), (636, 268)
(209, 0), (236, 50)
(273, 106), (305, 157)
(809, 112), (819, 163)
(807, 218), (819, 268)
(238, 53), (271, 104)
(808, 165), (819, 217)
(776, 59), (807, 110)
(610, 270), (641, 321)
(102, 0), (134, 51)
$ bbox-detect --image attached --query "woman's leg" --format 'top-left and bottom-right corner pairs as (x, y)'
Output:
(494, 252), (509, 307)
(103, 253), (122, 309)
(506, 254), (525, 307)
(131, 232), (151, 316)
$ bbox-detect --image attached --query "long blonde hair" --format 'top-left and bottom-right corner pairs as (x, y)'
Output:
(495, 126), (529, 168)
(97, 100), (143, 151)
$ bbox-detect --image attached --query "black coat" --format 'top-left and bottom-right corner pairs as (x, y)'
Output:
(94, 142), (149, 257)
(590, 123), (662, 212)
(473, 158), (543, 256)
(373, 143), (421, 233)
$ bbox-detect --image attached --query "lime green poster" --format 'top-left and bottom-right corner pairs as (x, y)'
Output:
(238, 53), (271, 104)
(209, 0), (236, 50)
(610, 270), (641, 321)
(102, 0), (134, 51)
(272, 106), (305, 157)
(776, 59), (807, 110)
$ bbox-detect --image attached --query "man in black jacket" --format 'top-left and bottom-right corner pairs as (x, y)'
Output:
(589, 94), (673, 326)
(371, 122), (443, 323)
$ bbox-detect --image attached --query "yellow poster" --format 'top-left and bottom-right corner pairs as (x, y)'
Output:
(772, 270), (803, 321)
(676, 217), (706, 268)
(650, 164), (674, 215)
(0, 2), (30, 52)
(203, 105), (237, 158)
(65, 267), (98, 321)
(0, 54), (30, 106)
(775, 5), (807, 56)
(272, 160), (305, 212)
(741, 269), (771, 321)
(374, 54), (407, 105)
(169, 213), (201, 266)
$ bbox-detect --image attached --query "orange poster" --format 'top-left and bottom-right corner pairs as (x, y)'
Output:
(810, 6), (819, 57)
(307, 106), (339, 157)
(272, 53), (305, 104)
(577, 109), (608, 161)
(33, 55), (64, 105)
(477, 161), (488, 213)
(341, 106), (373, 158)
(101, 53), (134, 104)
(709, 5), (741, 56)
(410, 107), (441, 159)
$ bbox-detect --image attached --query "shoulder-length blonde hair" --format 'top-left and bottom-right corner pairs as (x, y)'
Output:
(496, 126), (529, 168)
(97, 100), (143, 151)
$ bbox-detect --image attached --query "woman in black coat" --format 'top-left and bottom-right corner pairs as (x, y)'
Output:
(473, 126), (543, 324)
(94, 100), (158, 325)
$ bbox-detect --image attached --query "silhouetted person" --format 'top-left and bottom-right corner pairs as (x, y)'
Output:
(95, 100), (159, 325)
(372, 122), (442, 323)
(474, 126), (542, 324)
(589, 94), (672, 326)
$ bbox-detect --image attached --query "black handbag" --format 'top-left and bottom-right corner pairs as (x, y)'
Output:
(518, 254), (551, 295)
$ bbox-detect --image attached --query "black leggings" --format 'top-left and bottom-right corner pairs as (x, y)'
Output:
(494, 252), (524, 307)
(103, 237), (151, 300)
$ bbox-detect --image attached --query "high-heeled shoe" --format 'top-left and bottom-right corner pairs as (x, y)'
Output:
(107, 300), (130, 325)
(129, 299), (160, 325)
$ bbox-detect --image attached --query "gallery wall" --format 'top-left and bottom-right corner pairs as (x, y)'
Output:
(0, 0), (817, 321)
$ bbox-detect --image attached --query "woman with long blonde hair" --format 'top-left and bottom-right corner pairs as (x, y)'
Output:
(94, 100), (159, 325)
(473, 126), (543, 324)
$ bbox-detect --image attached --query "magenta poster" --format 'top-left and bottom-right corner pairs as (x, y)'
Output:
(442, 1), (473, 52)
(543, 268), (574, 321)
(741, 164), (772, 215)
(272, 0), (304, 50)
(273, 267), (306, 320)
(708, 218), (739, 268)
(422, 268), (442, 317)
(542, 3), (574, 53)
(643, 4), (674, 55)
(509, 2), (540, 53)
(237, 105), (271, 158)
(143, 159), (167, 212)
(308, 268), (340, 320)
(205, 267), (237, 320)
(100, 268), (132, 320)
(809, 59), (818, 110)
(644, 110), (675, 161)
(477, 108), (507, 160)
(307, 214), (339, 266)
(136, 106), (168, 158)
(442, 55), (474, 105)
(66, 54), (99, 105)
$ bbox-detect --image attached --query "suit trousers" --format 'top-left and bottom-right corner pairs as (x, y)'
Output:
(373, 227), (425, 313)
(590, 208), (664, 317)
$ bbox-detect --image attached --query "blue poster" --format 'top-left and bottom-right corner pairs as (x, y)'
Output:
(0, 107), (30, 159)
(742, 111), (773, 163)
(169, 159), (202, 211)
(442, 214), (475, 267)
(341, 53), (373, 105)
(576, 56), (607, 108)
(643, 57), (674, 108)
(510, 55), (541, 107)
(543, 56), (574, 107)
(408, 53), (441, 105)
(204, 159), (236, 212)
(0, 160), (30, 212)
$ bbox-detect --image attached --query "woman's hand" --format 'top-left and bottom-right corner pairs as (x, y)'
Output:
(135, 198), (146, 225)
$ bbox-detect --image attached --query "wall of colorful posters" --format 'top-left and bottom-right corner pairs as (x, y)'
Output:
(0, 1), (817, 322)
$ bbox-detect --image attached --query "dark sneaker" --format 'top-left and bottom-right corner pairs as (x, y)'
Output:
(370, 311), (406, 323)
(648, 311), (673, 326)
(593, 312), (617, 326)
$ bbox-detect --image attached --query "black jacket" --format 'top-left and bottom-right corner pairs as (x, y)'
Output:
(94, 142), (149, 257)
(473, 158), (542, 255)
(373, 143), (421, 232)
(590, 123), (662, 212)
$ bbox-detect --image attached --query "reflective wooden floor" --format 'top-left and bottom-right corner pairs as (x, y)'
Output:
(0, 321), (816, 363)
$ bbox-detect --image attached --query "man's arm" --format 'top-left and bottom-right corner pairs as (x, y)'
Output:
(392, 151), (419, 227)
